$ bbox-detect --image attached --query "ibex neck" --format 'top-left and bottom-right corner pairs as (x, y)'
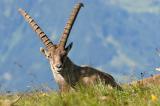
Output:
(63, 57), (79, 71)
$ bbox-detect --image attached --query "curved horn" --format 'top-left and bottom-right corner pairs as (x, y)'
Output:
(18, 8), (54, 49)
(59, 3), (84, 48)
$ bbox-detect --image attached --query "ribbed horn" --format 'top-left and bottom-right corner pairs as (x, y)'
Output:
(59, 3), (84, 48)
(18, 8), (54, 49)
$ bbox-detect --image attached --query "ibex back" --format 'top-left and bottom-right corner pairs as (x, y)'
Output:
(19, 3), (122, 92)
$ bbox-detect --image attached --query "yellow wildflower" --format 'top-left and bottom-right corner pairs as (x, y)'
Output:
(42, 93), (49, 97)
(151, 94), (158, 102)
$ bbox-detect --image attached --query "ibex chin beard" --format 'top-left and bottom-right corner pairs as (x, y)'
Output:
(54, 65), (63, 73)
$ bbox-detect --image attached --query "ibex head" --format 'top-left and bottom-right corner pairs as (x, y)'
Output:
(41, 42), (73, 72)
(19, 3), (83, 72)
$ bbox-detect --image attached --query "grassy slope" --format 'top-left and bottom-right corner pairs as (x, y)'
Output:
(0, 83), (160, 106)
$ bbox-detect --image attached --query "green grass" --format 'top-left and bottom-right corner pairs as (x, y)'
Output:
(0, 83), (160, 106)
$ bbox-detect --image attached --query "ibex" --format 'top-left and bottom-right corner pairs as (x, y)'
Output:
(19, 3), (122, 92)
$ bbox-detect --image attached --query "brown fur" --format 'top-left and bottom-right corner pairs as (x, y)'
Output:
(50, 57), (122, 92)
(131, 74), (160, 86)
(19, 3), (122, 92)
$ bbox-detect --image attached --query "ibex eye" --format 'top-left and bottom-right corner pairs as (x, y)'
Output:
(47, 54), (52, 58)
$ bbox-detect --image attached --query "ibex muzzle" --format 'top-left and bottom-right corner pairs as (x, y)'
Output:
(19, 3), (122, 92)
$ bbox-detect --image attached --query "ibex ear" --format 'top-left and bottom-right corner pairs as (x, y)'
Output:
(40, 47), (49, 59)
(65, 42), (73, 53)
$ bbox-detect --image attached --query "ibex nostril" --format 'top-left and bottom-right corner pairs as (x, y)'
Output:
(56, 64), (62, 68)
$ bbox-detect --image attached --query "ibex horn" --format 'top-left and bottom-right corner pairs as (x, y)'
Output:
(59, 3), (84, 48)
(18, 8), (54, 49)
